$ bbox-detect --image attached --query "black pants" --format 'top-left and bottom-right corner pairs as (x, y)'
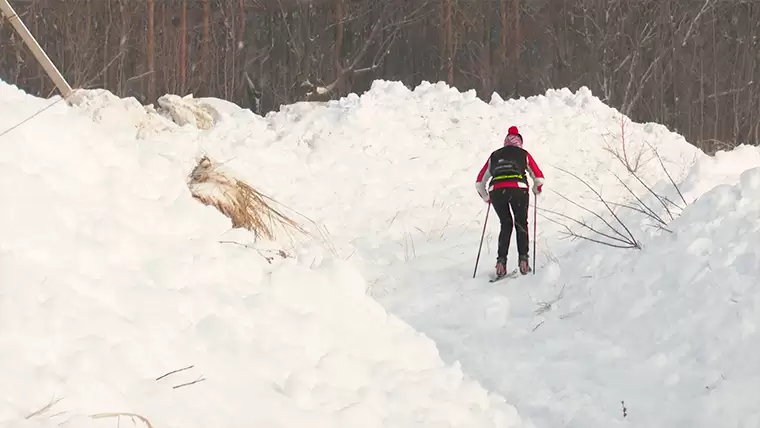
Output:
(490, 187), (530, 262)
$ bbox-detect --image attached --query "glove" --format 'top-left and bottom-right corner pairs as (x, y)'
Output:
(481, 193), (490, 203)
(532, 184), (543, 195)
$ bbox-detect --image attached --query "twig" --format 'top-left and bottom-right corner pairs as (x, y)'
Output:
(534, 284), (567, 315)
(540, 205), (639, 248)
(644, 140), (688, 207)
(173, 376), (206, 389)
(90, 413), (154, 428)
(218, 240), (283, 263)
(623, 161), (676, 221)
(156, 364), (194, 381)
(26, 397), (64, 419)
(550, 165), (641, 248)
(611, 172), (670, 228)
(79, 51), (125, 89)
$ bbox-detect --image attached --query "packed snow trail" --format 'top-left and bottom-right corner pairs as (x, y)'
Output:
(0, 81), (524, 427)
(93, 80), (760, 428)
(376, 148), (760, 428)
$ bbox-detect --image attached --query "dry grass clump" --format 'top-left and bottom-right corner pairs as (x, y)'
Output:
(25, 397), (154, 428)
(187, 156), (308, 241)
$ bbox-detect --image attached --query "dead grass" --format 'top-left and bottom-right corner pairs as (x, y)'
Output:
(90, 412), (154, 428)
(187, 156), (308, 242)
(26, 397), (65, 419)
(25, 397), (155, 428)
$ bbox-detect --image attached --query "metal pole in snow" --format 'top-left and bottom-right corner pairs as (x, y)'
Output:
(0, 0), (73, 98)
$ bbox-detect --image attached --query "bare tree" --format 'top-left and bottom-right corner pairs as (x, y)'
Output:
(1, 0), (757, 151)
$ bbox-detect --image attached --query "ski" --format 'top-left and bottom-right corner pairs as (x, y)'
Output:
(488, 268), (519, 283)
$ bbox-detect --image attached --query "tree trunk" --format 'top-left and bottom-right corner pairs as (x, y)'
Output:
(147, 0), (155, 100)
(179, 0), (187, 94)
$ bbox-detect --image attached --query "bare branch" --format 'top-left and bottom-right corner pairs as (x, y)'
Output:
(551, 165), (641, 248)
(534, 284), (567, 315)
(644, 140), (688, 208)
(540, 206), (640, 249)
(91, 413), (154, 428)
(682, 0), (715, 46)
(156, 365), (194, 381)
(173, 376), (206, 389)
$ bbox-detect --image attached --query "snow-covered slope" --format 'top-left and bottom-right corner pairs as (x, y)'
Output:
(3, 76), (760, 428)
(0, 82), (523, 427)
(92, 80), (758, 428)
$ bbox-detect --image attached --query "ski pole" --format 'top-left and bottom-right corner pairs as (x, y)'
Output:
(473, 201), (491, 278)
(532, 195), (537, 275)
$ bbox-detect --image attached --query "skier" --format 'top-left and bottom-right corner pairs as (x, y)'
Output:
(475, 126), (544, 277)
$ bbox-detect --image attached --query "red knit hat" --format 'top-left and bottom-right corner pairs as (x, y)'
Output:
(504, 125), (523, 147)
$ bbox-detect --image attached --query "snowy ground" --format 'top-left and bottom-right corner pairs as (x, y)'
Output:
(2, 78), (760, 428)
(0, 82), (522, 428)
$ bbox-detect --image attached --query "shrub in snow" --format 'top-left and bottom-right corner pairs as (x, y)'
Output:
(543, 115), (690, 249)
(187, 155), (307, 242)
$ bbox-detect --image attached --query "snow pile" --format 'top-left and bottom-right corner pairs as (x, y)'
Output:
(66, 89), (238, 139)
(5, 74), (760, 428)
(132, 79), (759, 427)
(180, 80), (704, 272)
(0, 80), (524, 428)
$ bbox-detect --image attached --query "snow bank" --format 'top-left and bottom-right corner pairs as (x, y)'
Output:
(66, 89), (241, 139)
(167, 79), (704, 273)
(0, 81), (523, 427)
(6, 74), (757, 428)
(499, 155), (760, 428)
(110, 78), (757, 428)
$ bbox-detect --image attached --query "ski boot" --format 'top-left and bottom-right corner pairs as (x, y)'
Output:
(518, 254), (531, 275)
(495, 258), (507, 278)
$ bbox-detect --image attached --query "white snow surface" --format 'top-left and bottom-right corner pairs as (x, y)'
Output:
(0, 83), (522, 428)
(2, 78), (760, 428)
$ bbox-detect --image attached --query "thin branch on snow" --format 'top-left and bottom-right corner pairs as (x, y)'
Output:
(218, 240), (288, 264)
(625, 161), (676, 221)
(156, 364), (195, 381)
(644, 140), (688, 207)
(544, 129), (690, 249)
(534, 284), (567, 316)
(90, 413), (154, 428)
(610, 172), (672, 231)
(26, 397), (64, 419)
(173, 376), (206, 389)
(552, 166), (640, 248)
(601, 115), (650, 174)
(539, 207), (639, 249)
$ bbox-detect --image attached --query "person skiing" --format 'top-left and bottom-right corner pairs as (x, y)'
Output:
(475, 126), (544, 277)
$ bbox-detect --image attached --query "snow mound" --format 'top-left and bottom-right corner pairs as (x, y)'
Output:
(128, 79), (759, 427)
(504, 155), (760, 427)
(0, 80), (524, 428)
(175, 79), (705, 265)
(66, 89), (241, 139)
(6, 74), (757, 428)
